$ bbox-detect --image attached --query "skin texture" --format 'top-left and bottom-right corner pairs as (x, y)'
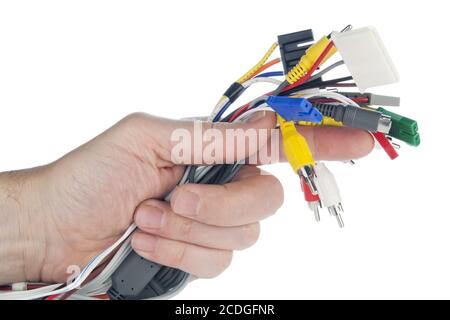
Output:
(0, 112), (374, 285)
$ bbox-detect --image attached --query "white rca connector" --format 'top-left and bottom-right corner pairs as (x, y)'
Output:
(313, 162), (345, 228)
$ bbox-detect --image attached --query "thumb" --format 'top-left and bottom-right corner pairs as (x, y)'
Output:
(149, 111), (277, 165)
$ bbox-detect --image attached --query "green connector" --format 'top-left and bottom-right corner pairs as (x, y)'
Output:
(377, 107), (420, 147)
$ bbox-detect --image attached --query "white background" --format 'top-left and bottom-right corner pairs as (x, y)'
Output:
(1, 0), (449, 299)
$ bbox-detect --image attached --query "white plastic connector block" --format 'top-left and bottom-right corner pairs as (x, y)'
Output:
(332, 26), (399, 93)
(313, 162), (341, 208)
(11, 282), (27, 291)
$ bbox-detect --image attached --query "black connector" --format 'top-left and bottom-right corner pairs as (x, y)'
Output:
(277, 29), (315, 74)
(315, 103), (392, 133)
(107, 251), (187, 300)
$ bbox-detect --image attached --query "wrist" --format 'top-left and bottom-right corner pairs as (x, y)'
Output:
(0, 168), (48, 285)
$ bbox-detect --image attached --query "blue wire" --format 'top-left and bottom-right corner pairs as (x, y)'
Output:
(255, 71), (284, 78)
(213, 100), (232, 122)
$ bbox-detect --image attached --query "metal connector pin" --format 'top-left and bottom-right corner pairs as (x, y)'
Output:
(340, 25), (353, 33)
(342, 160), (356, 166)
(386, 136), (401, 150)
(328, 204), (345, 228)
(377, 114), (392, 134)
(308, 202), (321, 222)
(299, 166), (318, 195)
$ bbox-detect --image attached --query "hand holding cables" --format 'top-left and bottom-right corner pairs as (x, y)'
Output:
(0, 112), (374, 299)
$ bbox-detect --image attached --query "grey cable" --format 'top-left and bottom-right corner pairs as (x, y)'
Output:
(305, 60), (344, 84)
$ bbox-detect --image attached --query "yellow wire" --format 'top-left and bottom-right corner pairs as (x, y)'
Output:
(237, 42), (278, 84)
(299, 116), (343, 127)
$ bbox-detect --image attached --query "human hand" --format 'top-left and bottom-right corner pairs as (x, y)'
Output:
(0, 112), (373, 285)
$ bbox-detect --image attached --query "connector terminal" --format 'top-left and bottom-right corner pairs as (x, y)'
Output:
(341, 92), (401, 107)
(277, 29), (315, 73)
(332, 27), (399, 92)
(377, 107), (420, 147)
(267, 96), (323, 123)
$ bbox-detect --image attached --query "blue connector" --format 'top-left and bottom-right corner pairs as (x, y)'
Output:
(266, 96), (323, 123)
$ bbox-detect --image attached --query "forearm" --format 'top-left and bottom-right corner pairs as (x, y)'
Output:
(0, 169), (46, 285)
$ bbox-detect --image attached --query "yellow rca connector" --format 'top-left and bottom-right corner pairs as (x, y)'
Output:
(278, 115), (319, 194)
(279, 116), (314, 172)
(285, 36), (337, 84)
(299, 116), (343, 127)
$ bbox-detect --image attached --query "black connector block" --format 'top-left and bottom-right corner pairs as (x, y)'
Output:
(107, 251), (187, 300)
(277, 29), (315, 74)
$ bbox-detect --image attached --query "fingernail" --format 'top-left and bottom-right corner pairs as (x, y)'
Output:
(135, 205), (164, 229)
(132, 233), (157, 253)
(248, 111), (266, 123)
(173, 190), (200, 216)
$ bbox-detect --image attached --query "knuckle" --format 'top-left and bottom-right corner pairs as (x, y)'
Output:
(172, 243), (188, 268)
(122, 112), (147, 126)
(131, 234), (159, 259)
(178, 218), (194, 242)
(117, 113), (150, 143)
(171, 185), (194, 210)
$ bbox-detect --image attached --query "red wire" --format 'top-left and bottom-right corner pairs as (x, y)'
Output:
(229, 99), (267, 122)
(26, 284), (47, 290)
(309, 97), (369, 104)
(372, 132), (399, 160)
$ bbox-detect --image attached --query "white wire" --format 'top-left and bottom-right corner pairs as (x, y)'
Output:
(232, 105), (275, 123)
(76, 238), (132, 296)
(0, 283), (62, 300)
(0, 224), (136, 300)
(242, 77), (283, 88)
(208, 96), (229, 122)
(68, 294), (105, 300)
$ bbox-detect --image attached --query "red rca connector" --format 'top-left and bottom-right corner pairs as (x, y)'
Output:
(300, 176), (321, 222)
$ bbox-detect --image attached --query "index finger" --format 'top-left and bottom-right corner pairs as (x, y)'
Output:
(257, 125), (375, 164)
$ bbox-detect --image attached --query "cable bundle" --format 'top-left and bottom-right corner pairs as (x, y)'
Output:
(0, 25), (420, 300)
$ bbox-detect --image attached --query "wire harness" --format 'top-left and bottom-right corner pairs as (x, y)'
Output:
(0, 24), (420, 300)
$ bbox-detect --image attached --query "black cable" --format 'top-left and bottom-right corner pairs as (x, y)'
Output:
(198, 165), (224, 184)
(280, 76), (354, 96)
(188, 166), (197, 183)
(272, 80), (289, 96)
